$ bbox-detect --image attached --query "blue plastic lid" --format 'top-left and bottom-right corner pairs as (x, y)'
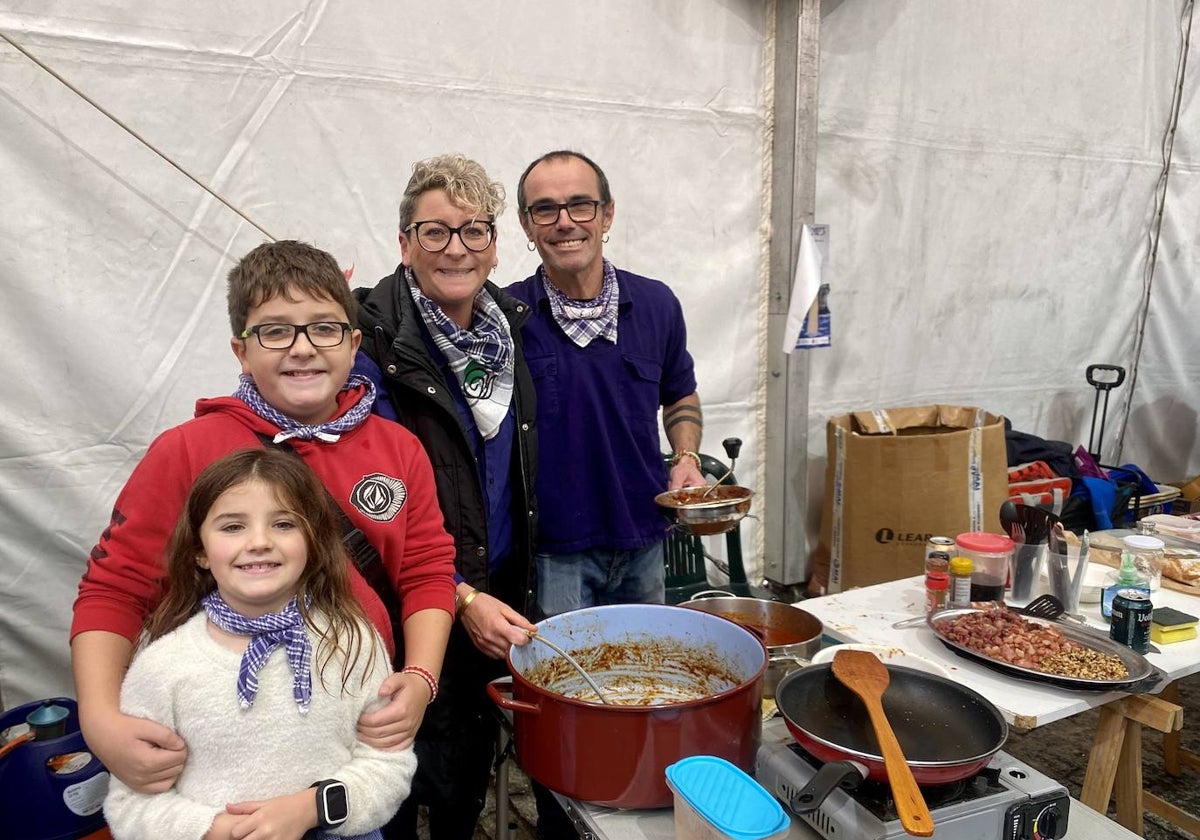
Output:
(26, 703), (69, 727)
(665, 756), (789, 840)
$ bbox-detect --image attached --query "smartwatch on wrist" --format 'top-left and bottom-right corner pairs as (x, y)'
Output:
(311, 779), (349, 828)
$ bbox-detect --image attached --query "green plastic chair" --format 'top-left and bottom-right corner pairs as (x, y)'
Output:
(661, 452), (752, 604)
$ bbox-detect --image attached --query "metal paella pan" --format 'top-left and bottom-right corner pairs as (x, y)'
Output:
(927, 607), (1158, 691)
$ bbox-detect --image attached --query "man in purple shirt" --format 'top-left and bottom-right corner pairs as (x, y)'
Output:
(506, 150), (705, 615)
(506, 150), (706, 839)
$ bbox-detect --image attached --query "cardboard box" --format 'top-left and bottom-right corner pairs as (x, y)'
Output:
(808, 405), (1009, 594)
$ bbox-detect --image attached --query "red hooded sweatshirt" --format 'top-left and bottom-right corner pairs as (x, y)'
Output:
(72, 388), (456, 657)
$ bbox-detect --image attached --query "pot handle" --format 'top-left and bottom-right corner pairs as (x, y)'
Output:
(486, 677), (540, 714)
(787, 759), (868, 815)
(769, 653), (811, 669)
(687, 589), (736, 601)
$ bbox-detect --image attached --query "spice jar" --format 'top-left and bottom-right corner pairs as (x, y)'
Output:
(925, 572), (949, 615)
(948, 556), (974, 609)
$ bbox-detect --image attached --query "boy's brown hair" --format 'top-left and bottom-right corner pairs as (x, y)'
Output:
(226, 240), (357, 336)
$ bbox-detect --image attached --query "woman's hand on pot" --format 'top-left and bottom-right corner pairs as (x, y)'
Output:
(461, 592), (536, 658)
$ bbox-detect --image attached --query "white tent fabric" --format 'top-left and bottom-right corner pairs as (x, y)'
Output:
(806, 1), (1199, 540)
(0, 2), (768, 707)
(4, 0), (1199, 710)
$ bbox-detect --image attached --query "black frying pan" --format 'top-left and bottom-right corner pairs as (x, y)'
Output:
(774, 663), (1008, 811)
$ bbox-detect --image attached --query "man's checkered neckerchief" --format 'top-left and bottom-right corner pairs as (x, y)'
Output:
(233, 373), (375, 444)
(542, 258), (619, 347)
(405, 267), (515, 440)
(202, 592), (313, 713)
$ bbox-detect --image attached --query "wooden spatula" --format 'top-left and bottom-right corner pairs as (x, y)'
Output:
(831, 649), (935, 837)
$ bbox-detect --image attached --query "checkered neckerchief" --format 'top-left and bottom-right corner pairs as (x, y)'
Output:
(202, 592), (313, 713)
(233, 373), (375, 444)
(542, 259), (619, 347)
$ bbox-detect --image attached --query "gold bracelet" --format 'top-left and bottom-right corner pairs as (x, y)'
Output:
(672, 450), (702, 470)
(456, 588), (480, 618)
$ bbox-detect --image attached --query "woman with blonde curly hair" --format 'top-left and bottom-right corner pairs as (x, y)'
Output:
(351, 155), (539, 840)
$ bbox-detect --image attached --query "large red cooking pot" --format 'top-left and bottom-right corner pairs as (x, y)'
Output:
(773, 663), (1007, 812)
(487, 604), (766, 809)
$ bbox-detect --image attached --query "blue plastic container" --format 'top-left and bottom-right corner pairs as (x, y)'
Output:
(0, 698), (109, 840)
(666, 755), (789, 840)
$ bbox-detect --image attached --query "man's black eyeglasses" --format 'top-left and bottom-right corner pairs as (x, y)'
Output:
(404, 220), (496, 253)
(239, 322), (352, 350)
(524, 200), (604, 226)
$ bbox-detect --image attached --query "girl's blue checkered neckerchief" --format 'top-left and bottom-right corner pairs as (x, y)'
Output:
(541, 258), (619, 347)
(405, 267), (515, 440)
(233, 373), (375, 444)
(202, 591), (313, 713)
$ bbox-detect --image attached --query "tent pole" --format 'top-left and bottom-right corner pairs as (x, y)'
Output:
(764, 0), (821, 595)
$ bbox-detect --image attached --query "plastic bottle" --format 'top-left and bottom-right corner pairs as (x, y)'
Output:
(1123, 534), (1165, 591)
(1101, 540), (1151, 619)
(948, 556), (974, 609)
(925, 572), (949, 615)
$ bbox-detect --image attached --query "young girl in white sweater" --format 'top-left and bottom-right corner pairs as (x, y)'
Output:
(104, 448), (416, 840)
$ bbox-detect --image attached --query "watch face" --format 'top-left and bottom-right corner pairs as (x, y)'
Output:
(321, 782), (349, 825)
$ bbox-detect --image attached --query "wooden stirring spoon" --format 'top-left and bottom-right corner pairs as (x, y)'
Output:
(831, 649), (934, 837)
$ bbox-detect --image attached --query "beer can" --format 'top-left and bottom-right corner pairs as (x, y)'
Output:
(925, 536), (955, 575)
(1109, 589), (1153, 654)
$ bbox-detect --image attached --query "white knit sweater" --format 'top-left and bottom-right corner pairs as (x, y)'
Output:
(104, 611), (415, 839)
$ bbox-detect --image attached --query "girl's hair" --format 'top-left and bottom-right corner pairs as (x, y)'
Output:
(146, 448), (377, 691)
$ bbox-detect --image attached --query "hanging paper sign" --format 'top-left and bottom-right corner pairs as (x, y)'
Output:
(783, 224), (830, 352)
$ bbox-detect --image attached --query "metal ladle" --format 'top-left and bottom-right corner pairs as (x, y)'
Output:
(525, 630), (610, 704)
(700, 437), (743, 499)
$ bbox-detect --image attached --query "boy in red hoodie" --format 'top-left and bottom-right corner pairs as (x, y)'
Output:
(71, 240), (455, 806)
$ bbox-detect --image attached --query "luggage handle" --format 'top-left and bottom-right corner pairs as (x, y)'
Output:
(1086, 364), (1125, 390)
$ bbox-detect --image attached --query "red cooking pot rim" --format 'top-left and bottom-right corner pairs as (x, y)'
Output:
(506, 658), (765, 709)
(793, 723), (995, 769)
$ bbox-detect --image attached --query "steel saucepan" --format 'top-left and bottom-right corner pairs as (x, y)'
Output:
(774, 662), (1008, 813)
(677, 595), (821, 697)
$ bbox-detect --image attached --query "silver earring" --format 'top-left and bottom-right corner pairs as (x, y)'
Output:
(527, 241), (536, 251)
(602, 233), (610, 244)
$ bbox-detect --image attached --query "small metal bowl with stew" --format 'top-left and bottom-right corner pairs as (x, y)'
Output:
(655, 484), (755, 536)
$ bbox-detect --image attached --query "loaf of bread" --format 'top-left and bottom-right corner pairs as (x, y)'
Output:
(1162, 552), (1200, 586)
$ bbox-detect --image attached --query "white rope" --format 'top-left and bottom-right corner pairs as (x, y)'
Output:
(0, 29), (277, 242)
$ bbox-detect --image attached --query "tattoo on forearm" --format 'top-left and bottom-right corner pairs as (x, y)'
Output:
(665, 414), (703, 432)
(665, 405), (702, 421)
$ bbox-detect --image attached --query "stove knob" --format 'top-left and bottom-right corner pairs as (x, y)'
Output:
(1035, 803), (1065, 839)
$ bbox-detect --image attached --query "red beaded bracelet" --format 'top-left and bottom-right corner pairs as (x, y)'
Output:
(401, 665), (439, 704)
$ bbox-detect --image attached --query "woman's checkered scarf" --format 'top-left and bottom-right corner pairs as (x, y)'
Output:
(202, 592), (313, 713)
(405, 267), (514, 440)
(233, 373), (376, 444)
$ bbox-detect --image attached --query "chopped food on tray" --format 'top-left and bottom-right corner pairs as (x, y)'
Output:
(933, 610), (1129, 679)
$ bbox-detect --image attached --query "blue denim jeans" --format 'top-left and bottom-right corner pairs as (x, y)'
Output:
(535, 543), (666, 617)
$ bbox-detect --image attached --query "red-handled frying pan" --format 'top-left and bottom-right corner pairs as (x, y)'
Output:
(774, 663), (1008, 815)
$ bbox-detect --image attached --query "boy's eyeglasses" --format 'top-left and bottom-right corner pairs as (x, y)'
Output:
(524, 200), (604, 226)
(404, 220), (495, 253)
(239, 321), (352, 350)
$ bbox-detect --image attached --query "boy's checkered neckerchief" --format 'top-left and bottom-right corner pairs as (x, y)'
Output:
(541, 258), (619, 347)
(233, 373), (375, 444)
(202, 592), (313, 713)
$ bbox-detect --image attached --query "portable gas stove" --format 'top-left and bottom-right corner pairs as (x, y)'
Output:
(756, 741), (1070, 840)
